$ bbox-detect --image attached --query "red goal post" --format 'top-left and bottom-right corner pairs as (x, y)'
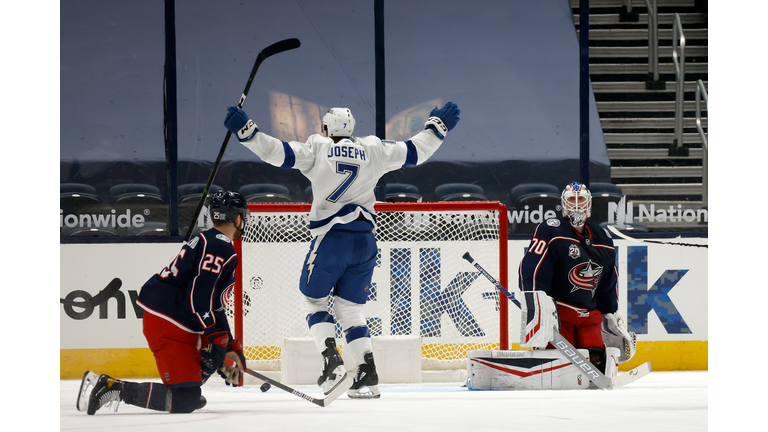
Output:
(230, 201), (509, 370)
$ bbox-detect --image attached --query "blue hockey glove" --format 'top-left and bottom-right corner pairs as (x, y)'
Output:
(200, 330), (229, 383)
(224, 106), (259, 142)
(424, 102), (460, 139)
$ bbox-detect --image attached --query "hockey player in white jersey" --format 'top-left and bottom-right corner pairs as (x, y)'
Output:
(224, 102), (460, 398)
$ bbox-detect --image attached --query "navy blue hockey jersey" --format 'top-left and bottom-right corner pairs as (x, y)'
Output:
(518, 216), (618, 314)
(137, 228), (238, 334)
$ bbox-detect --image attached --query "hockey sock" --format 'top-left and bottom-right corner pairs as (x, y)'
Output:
(169, 387), (203, 413)
(123, 382), (172, 412)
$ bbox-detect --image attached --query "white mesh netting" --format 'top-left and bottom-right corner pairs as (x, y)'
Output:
(226, 202), (509, 370)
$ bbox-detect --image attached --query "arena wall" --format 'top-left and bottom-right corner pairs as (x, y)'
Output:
(60, 237), (706, 380)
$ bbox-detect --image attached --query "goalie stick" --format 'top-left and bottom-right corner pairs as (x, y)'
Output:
(224, 359), (355, 407)
(606, 225), (708, 248)
(462, 252), (651, 390)
(184, 38), (302, 242)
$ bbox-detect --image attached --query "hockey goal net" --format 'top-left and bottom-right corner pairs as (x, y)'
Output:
(227, 201), (509, 371)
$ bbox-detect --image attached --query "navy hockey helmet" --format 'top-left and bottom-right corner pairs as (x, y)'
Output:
(209, 191), (250, 226)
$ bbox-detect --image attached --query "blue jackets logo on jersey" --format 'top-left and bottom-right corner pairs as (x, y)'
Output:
(568, 260), (603, 295)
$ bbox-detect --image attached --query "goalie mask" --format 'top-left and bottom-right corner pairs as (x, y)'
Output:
(322, 107), (355, 138)
(561, 182), (592, 228)
(210, 191), (250, 238)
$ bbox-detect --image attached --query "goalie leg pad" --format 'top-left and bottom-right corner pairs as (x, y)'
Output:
(520, 291), (559, 348)
(467, 349), (591, 390)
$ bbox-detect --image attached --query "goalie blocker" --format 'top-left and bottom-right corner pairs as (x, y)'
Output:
(466, 347), (620, 390)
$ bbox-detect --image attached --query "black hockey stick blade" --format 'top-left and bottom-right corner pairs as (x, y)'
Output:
(240, 365), (355, 407)
(607, 225), (708, 248)
(183, 38), (301, 242)
(60, 278), (123, 309)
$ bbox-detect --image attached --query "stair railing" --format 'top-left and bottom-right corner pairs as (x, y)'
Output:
(696, 79), (708, 208)
(643, 0), (664, 89)
(670, 12), (688, 156)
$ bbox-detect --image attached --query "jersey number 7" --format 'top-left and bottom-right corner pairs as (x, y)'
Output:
(327, 162), (360, 202)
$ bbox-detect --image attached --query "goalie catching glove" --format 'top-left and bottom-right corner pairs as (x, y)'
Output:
(601, 313), (637, 363)
(218, 337), (246, 386)
(520, 291), (559, 349)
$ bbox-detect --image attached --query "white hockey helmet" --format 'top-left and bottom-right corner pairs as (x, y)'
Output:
(561, 182), (592, 228)
(322, 107), (355, 137)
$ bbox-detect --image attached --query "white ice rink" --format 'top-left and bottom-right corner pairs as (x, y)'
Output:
(60, 371), (710, 432)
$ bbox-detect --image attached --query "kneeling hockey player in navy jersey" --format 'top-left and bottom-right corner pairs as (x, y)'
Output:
(518, 182), (636, 374)
(77, 191), (250, 415)
(224, 102), (460, 398)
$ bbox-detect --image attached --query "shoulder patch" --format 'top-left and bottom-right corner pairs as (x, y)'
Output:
(188, 237), (199, 249)
(216, 233), (232, 243)
(546, 218), (560, 227)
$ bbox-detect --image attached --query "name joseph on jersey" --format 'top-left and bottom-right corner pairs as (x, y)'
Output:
(327, 143), (366, 161)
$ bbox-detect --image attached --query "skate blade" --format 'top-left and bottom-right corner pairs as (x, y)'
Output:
(77, 371), (100, 412)
(347, 384), (381, 399)
(321, 365), (348, 396)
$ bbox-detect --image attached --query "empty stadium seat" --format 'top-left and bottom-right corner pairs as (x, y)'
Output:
(239, 184), (292, 203)
(60, 183), (102, 215)
(178, 183), (224, 205)
(109, 183), (166, 224)
(127, 222), (169, 236)
(508, 183), (561, 234)
(109, 184), (165, 205)
(589, 182), (624, 224)
(385, 183), (422, 202)
(434, 183), (487, 201)
(61, 224), (120, 237)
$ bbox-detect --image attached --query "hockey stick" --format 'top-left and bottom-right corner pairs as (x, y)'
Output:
(462, 252), (651, 390)
(606, 225), (708, 248)
(183, 38), (301, 242)
(226, 359), (355, 407)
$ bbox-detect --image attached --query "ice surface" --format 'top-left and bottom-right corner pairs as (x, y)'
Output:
(59, 371), (707, 432)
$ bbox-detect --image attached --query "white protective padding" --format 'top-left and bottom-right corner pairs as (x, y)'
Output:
(342, 336), (422, 384)
(467, 349), (592, 390)
(601, 313), (637, 363)
(280, 337), (326, 385)
(520, 291), (559, 349)
(281, 336), (422, 385)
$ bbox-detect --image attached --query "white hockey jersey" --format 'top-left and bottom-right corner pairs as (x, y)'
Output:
(240, 129), (443, 236)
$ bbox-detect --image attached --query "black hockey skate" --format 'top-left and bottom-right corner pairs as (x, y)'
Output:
(87, 374), (125, 415)
(317, 338), (347, 395)
(347, 352), (380, 399)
